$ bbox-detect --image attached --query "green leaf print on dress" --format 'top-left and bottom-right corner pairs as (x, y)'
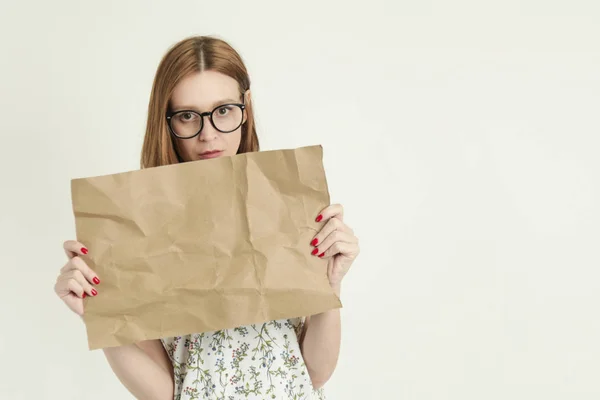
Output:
(162, 318), (326, 400)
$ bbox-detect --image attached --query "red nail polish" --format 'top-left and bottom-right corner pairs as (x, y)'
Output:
(93, 277), (100, 285)
(311, 248), (319, 255)
(316, 215), (323, 222)
(318, 252), (325, 258)
(82, 292), (87, 298)
(81, 247), (88, 255)
(91, 289), (98, 296)
(311, 238), (318, 246)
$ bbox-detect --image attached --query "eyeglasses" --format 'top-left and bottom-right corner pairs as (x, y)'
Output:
(166, 102), (246, 139)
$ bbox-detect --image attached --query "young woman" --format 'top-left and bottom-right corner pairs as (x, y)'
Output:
(54, 35), (360, 400)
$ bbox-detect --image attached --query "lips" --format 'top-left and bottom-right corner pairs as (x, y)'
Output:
(198, 150), (224, 159)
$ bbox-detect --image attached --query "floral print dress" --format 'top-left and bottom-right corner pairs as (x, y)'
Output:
(161, 318), (326, 400)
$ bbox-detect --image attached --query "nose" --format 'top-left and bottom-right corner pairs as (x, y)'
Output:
(197, 114), (219, 142)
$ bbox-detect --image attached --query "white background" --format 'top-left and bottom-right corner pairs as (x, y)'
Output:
(1, 0), (599, 399)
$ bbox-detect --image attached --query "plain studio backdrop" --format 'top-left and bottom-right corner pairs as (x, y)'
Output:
(1, 1), (599, 399)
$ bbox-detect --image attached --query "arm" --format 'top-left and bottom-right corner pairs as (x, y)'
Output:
(301, 203), (360, 389)
(102, 339), (174, 400)
(300, 285), (342, 389)
(55, 242), (175, 399)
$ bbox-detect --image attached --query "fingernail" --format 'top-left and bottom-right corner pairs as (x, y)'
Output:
(81, 247), (88, 255)
(311, 238), (318, 246)
(318, 252), (325, 258)
(82, 292), (87, 298)
(91, 289), (98, 296)
(316, 215), (323, 222)
(93, 277), (100, 285)
(311, 248), (319, 255)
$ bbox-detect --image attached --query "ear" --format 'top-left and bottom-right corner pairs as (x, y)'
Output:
(242, 89), (251, 124)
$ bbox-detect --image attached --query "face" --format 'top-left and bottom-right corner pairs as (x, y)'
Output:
(169, 70), (248, 161)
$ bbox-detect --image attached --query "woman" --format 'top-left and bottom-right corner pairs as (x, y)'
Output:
(54, 35), (360, 400)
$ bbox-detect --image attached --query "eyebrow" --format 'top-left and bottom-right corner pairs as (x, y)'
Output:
(171, 98), (241, 112)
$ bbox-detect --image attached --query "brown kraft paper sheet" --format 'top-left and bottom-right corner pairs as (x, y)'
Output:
(70, 145), (342, 350)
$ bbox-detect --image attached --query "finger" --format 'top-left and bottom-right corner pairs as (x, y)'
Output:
(60, 256), (101, 285)
(57, 270), (98, 297)
(63, 240), (89, 259)
(318, 241), (360, 260)
(311, 216), (353, 248)
(315, 203), (343, 223)
(312, 231), (357, 258)
(55, 273), (85, 299)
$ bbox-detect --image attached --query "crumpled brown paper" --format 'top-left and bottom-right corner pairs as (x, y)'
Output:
(70, 145), (342, 350)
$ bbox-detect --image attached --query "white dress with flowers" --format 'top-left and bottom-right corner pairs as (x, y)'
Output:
(161, 318), (326, 400)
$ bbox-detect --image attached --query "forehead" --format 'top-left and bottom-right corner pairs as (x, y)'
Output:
(170, 70), (240, 109)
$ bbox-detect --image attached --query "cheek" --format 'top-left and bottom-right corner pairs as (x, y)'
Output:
(225, 131), (242, 155)
(175, 138), (195, 158)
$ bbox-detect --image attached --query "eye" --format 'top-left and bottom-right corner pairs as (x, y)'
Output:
(177, 112), (197, 122)
(216, 106), (232, 116)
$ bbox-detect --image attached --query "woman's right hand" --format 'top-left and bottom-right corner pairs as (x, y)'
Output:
(54, 240), (101, 316)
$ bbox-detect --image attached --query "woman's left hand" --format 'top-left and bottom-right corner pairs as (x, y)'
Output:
(310, 204), (360, 294)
